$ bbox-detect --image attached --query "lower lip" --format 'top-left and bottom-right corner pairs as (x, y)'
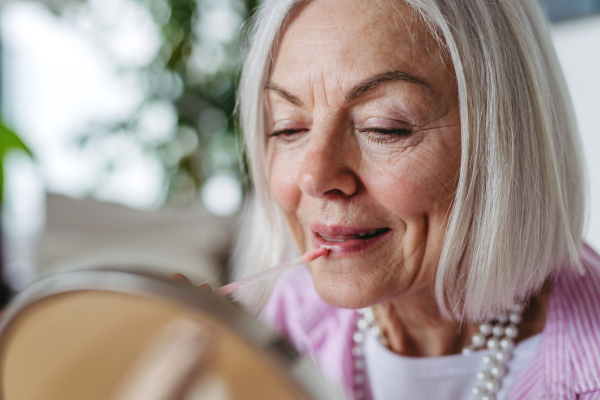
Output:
(312, 229), (392, 257)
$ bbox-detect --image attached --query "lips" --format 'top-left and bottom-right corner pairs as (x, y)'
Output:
(317, 228), (390, 241)
(311, 226), (391, 256)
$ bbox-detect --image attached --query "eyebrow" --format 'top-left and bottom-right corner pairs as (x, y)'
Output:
(345, 70), (429, 104)
(265, 82), (304, 107)
(265, 70), (429, 108)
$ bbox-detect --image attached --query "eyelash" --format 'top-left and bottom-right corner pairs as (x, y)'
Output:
(269, 128), (307, 143)
(270, 128), (307, 136)
(357, 127), (413, 143)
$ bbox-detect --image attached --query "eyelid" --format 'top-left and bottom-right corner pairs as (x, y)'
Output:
(355, 126), (414, 145)
(270, 128), (308, 137)
(271, 119), (307, 130)
(359, 117), (412, 130)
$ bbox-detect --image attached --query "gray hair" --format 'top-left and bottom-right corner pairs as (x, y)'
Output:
(233, 0), (586, 321)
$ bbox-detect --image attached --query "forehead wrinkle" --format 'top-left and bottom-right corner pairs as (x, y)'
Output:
(272, 0), (446, 111)
(302, 66), (346, 114)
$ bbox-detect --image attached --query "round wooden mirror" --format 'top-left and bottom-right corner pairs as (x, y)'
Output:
(0, 270), (343, 400)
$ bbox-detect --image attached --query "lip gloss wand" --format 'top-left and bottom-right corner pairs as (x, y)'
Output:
(212, 247), (329, 297)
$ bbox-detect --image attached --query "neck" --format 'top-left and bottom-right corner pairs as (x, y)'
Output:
(372, 283), (552, 357)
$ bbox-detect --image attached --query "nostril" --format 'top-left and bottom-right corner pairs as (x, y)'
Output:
(323, 188), (348, 199)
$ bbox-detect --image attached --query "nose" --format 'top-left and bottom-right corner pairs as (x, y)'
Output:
(298, 126), (360, 199)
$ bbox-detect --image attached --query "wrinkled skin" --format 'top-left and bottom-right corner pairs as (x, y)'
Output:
(266, 0), (549, 357)
(267, 0), (459, 311)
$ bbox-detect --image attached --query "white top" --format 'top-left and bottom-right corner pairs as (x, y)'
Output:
(364, 329), (542, 400)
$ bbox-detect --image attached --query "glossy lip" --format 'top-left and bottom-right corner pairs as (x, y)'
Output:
(310, 225), (392, 257)
(310, 225), (384, 236)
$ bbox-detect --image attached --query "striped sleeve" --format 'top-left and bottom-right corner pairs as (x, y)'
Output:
(509, 244), (600, 399)
(507, 345), (546, 399)
(563, 246), (600, 394)
(578, 391), (600, 400)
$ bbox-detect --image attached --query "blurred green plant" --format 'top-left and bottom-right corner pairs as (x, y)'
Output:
(0, 120), (33, 204)
(58, 0), (259, 206)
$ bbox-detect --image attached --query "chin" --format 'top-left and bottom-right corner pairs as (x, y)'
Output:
(309, 268), (382, 310)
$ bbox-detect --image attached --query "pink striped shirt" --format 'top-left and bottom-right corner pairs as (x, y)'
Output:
(262, 244), (600, 399)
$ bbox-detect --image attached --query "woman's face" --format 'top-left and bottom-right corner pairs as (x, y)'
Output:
(266, 0), (461, 309)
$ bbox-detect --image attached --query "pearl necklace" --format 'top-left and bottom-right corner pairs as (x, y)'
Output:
(352, 303), (524, 400)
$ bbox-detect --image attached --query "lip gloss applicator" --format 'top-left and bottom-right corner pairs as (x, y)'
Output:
(212, 247), (328, 297)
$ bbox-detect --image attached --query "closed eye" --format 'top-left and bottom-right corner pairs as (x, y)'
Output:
(358, 127), (412, 136)
(270, 128), (308, 137)
(357, 127), (413, 143)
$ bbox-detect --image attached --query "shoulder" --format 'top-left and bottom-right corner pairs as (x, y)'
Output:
(552, 243), (600, 324)
(510, 244), (600, 399)
(581, 243), (600, 275)
(260, 266), (320, 341)
(545, 243), (600, 395)
(261, 266), (356, 351)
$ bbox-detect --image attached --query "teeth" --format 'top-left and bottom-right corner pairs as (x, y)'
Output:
(318, 233), (346, 242)
(358, 229), (378, 237)
(319, 229), (382, 241)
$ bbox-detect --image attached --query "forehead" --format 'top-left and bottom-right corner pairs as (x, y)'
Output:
(270, 0), (447, 97)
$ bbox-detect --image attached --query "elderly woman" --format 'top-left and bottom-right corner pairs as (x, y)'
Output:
(232, 0), (600, 399)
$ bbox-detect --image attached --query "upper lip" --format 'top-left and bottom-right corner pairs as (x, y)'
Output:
(310, 225), (388, 235)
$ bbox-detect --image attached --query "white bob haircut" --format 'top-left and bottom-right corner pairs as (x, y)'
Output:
(233, 0), (586, 321)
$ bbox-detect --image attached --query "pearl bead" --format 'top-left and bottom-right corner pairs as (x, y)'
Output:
(513, 303), (523, 313)
(482, 355), (494, 365)
(477, 371), (488, 381)
(353, 332), (364, 343)
(497, 314), (509, 324)
(472, 333), (485, 346)
(471, 386), (483, 395)
(357, 319), (369, 330)
(357, 308), (367, 314)
(364, 313), (375, 323)
(355, 359), (365, 370)
(481, 394), (496, 400)
(495, 350), (512, 362)
(462, 347), (472, 356)
(509, 313), (522, 324)
(490, 365), (505, 378)
(487, 338), (500, 350)
(504, 324), (518, 338)
(479, 323), (492, 335)
(500, 338), (514, 350)
(371, 326), (381, 336)
(492, 325), (504, 337)
(352, 346), (363, 356)
(484, 379), (500, 392)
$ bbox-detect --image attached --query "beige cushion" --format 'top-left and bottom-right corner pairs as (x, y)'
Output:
(39, 194), (236, 285)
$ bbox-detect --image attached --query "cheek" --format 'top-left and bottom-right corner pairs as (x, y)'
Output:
(363, 148), (457, 218)
(370, 172), (428, 215)
(269, 151), (302, 213)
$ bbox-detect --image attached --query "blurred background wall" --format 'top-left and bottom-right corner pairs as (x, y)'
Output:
(0, 0), (257, 298)
(0, 0), (599, 304)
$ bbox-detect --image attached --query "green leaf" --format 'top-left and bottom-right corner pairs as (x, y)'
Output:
(0, 120), (33, 203)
